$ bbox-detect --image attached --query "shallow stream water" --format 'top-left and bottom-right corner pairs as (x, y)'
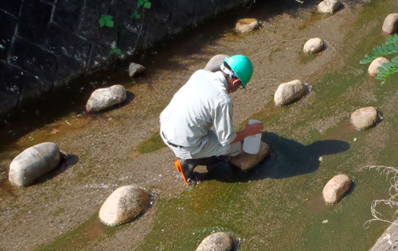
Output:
(1, 0), (398, 250)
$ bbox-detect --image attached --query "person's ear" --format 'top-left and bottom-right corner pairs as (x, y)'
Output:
(232, 78), (241, 87)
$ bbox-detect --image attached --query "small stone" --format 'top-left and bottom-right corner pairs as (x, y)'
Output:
(235, 18), (259, 33)
(86, 85), (127, 113)
(368, 57), (390, 77)
(274, 79), (310, 106)
(323, 174), (353, 204)
(382, 13), (398, 35)
(196, 232), (234, 251)
(9, 142), (61, 187)
(128, 63), (145, 77)
(317, 0), (341, 14)
(303, 38), (324, 54)
(350, 106), (378, 130)
(230, 141), (271, 172)
(204, 54), (230, 72)
(99, 185), (150, 226)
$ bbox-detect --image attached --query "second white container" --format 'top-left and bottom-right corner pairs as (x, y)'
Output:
(243, 120), (262, 154)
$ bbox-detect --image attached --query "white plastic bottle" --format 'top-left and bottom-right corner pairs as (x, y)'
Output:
(243, 120), (262, 154)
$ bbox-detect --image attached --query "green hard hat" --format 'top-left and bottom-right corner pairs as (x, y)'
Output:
(224, 55), (253, 88)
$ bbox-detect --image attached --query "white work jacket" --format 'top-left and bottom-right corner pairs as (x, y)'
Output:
(160, 70), (237, 157)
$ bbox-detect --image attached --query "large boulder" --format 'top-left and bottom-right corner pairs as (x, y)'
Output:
(86, 85), (127, 113)
(235, 18), (259, 33)
(303, 37), (324, 54)
(9, 142), (61, 187)
(317, 0), (341, 14)
(99, 185), (150, 226)
(204, 54), (230, 72)
(382, 13), (398, 34)
(230, 141), (271, 172)
(368, 57), (390, 77)
(350, 106), (378, 130)
(196, 232), (234, 251)
(274, 79), (310, 106)
(323, 174), (353, 204)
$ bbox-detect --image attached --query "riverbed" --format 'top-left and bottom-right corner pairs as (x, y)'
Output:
(1, 0), (398, 250)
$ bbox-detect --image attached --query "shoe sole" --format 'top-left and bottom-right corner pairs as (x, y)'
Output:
(175, 160), (192, 185)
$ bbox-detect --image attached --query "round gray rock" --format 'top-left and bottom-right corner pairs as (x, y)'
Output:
(382, 13), (398, 34)
(230, 141), (271, 172)
(323, 174), (353, 204)
(317, 0), (341, 14)
(350, 106), (378, 130)
(235, 18), (259, 33)
(368, 57), (390, 77)
(303, 37), (324, 54)
(128, 62), (145, 77)
(86, 85), (127, 113)
(99, 185), (150, 226)
(8, 142), (61, 187)
(204, 54), (230, 72)
(196, 232), (234, 251)
(274, 79), (310, 106)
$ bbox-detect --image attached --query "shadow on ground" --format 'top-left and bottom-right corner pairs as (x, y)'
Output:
(205, 132), (351, 183)
(35, 154), (80, 185)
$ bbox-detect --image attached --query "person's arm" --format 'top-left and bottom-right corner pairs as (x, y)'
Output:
(231, 121), (264, 144)
(213, 99), (264, 145)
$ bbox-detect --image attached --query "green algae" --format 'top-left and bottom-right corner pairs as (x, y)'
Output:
(136, 130), (166, 154)
(34, 213), (121, 251)
(138, 181), (253, 250)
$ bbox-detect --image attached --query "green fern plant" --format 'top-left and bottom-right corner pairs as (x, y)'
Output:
(360, 34), (398, 85)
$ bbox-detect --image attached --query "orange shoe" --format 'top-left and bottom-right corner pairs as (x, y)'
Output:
(175, 160), (192, 185)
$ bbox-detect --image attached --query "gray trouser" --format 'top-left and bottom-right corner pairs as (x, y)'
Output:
(161, 130), (241, 159)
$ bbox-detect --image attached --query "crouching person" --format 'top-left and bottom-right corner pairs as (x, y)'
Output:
(159, 55), (263, 185)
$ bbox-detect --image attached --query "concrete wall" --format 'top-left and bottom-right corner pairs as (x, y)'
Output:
(370, 220), (398, 251)
(0, 0), (250, 117)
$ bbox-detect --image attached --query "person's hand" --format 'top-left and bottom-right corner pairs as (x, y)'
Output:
(232, 121), (264, 144)
(245, 121), (264, 136)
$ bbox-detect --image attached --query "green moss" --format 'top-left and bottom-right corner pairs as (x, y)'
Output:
(138, 181), (253, 250)
(136, 130), (166, 154)
(34, 213), (121, 251)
